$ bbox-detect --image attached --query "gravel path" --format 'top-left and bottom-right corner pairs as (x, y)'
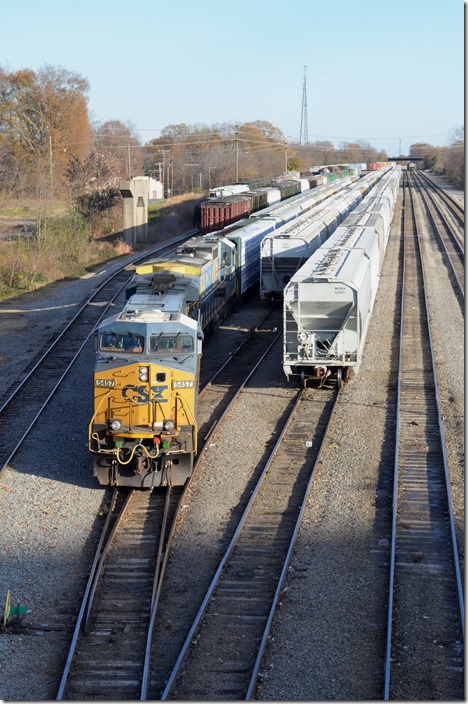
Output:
(0, 175), (463, 701)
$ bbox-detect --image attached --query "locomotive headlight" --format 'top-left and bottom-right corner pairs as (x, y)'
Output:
(110, 419), (122, 431)
(162, 420), (175, 433)
(298, 331), (308, 343)
(139, 366), (149, 382)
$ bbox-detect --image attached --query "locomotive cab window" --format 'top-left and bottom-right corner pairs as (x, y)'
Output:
(150, 334), (194, 354)
(100, 332), (144, 353)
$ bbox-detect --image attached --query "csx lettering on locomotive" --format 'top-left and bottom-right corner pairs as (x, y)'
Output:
(121, 385), (169, 402)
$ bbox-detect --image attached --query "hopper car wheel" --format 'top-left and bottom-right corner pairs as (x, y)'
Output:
(336, 368), (342, 390)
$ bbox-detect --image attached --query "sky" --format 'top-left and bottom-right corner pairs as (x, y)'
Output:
(1, 0), (464, 156)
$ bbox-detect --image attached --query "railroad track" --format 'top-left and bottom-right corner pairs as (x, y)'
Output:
(417, 170), (464, 234)
(158, 384), (339, 700)
(54, 305), (283, 700)
(383, 172), (464, 700)
(198, 307), (282, 440)
(412, 170), (464, 301)
(0, 235), (190, 476)
(57, 485), (184, 700)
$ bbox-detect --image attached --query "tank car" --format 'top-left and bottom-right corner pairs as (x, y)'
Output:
(283, 166), (400, 387)
(89, 234), (237, 488)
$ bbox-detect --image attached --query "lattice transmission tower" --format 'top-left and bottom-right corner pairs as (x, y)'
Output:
(299, 65), (309, 145)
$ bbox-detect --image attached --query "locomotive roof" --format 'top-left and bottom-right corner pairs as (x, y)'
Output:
(123, 291), (187, 314)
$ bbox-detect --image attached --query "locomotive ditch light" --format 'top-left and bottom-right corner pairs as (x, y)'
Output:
(162, 420), (175, 432)
(110, 419), (122, 431)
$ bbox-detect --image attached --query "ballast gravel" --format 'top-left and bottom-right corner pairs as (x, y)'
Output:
(0, 176), (463, 701)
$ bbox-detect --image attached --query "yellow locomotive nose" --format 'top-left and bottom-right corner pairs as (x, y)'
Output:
(91, 355), (198, 488)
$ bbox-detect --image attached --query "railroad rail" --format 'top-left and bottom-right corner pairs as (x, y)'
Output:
(198, 307), (282, 433)
(412, 171), (464, 300)
(57, 485), (184, 700)
(383, 172), (464, 700)
(0, 235), (191, 477)
(417, 170), (464, 233)
(159, 383), (339, 700)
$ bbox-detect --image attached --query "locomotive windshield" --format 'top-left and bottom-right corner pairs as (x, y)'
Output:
(100, 332), (144, 353)
(149, 333), (193, 354)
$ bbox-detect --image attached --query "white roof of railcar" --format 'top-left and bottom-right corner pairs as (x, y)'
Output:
(225, 217), (276, 242)
(290, 225), (379, 282)
(289, 247), (370, 290)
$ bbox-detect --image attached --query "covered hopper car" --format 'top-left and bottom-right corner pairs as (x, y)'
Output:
(283, 166), (401, 387)
(259, 168), (390, 300)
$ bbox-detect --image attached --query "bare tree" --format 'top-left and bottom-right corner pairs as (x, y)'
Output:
(94, 120), (143, 178)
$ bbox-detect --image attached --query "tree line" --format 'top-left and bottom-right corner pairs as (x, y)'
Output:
(0, 63), (464, 215)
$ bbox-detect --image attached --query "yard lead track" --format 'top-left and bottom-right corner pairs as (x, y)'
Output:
(0, 236), (190, 476)
(412, 171), (464, 300)
(383, 173), (464, 700)
(417, 170), (464, 233)
(159, 384), (339, 701)
(57, 484), (185, 700)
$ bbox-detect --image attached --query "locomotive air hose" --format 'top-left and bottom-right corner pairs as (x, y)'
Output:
(116, 442), (159, 465)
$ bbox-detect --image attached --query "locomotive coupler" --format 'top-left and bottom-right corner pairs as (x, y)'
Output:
(135, 454), (151, 476)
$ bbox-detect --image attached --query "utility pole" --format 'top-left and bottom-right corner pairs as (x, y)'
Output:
(171, 154), (174, 198)
(127, 144), (132, 179)
(235, 124), (239, 182)
(183, 164), (199, 192)
(49, 135), (53, 201)
(299, 65), (309, 146)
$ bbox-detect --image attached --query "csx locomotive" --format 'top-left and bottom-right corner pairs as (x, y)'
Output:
(89, 234), (237, 488)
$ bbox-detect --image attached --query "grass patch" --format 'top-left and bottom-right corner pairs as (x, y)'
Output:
(0, 193), (197, 300)
(0, 214), (132, 300)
